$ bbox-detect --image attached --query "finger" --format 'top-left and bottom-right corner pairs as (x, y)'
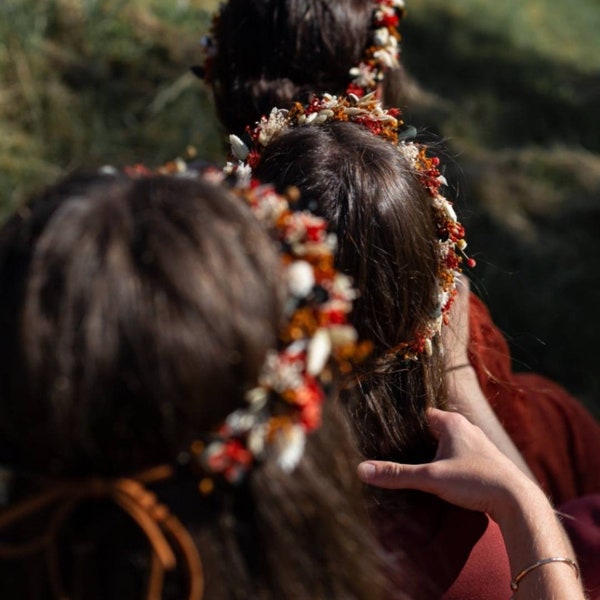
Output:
(357, 460), (432, 491)
(424, 407), (449, 440)
(425, 408), (471, 456)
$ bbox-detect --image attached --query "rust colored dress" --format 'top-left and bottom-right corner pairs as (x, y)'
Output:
(468, 292), (600, 505)
(561, 494), (600, 599)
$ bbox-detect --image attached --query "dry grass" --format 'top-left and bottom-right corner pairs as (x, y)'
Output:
(0, 0), (224, 214)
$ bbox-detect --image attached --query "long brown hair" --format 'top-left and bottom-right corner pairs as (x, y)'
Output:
(0, 173), (388, 599)
(209, 0), (407, 134)
(254, 121), (446, 467)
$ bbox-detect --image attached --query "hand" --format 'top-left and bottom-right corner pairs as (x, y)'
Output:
(357, 408), (538, 522)
(357, 409), (585, 600)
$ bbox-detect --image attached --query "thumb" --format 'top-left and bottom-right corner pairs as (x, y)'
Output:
(424, 407), (448, 440)
(357, 460), (431, 491)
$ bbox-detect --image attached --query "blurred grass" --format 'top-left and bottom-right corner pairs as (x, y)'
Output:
(0, 0), (599, 414)
(0, 0), (224, 215)
(402, 0), (600, 415)
(407, 0), (600, 72)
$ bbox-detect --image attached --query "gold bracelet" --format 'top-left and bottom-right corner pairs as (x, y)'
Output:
(510, 557), (579, 592)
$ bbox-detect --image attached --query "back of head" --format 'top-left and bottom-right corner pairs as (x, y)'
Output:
(0, 173), (385, 599)
(0, 173), (280, 474)
(255, 121), (443, 466)
(209, 0), (405, 134)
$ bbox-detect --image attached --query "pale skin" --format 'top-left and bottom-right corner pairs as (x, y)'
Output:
(441, 275), (537, 482)
(357, 408), (585, 600)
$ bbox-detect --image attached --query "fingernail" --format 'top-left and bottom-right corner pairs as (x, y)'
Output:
(357, 462), (376, 481)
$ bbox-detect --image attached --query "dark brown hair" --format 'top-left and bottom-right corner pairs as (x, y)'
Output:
(254, 121), (445, 467)
(0, 173), (388, 599)
(209, 0), (407, 135)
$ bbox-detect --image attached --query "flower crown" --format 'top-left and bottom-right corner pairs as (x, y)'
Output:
(114, 164), (369, 484)
(190, 181), (370, 485)
(194, 0), (405, 97)
(224, 92), (475, 360)
(347, 0), (406, 97)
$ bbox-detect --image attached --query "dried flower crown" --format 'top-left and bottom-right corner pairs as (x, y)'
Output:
(113, 163), (369, 483)
(224, 92), (475, 360)
(347, 0), (406, 97)
(194, 0), (405, 97)
(191, 180), (370, 483)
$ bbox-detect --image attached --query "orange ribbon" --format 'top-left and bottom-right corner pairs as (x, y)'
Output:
(0, 465), (204, 599)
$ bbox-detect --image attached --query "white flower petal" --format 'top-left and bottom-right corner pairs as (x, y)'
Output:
(274, 425), (306, 472)
(328, 325), (358, 347)
(226, 409), (258, 434)
(440, 199), (457, 221)
(424, 338), (433, 356)
(229, 134), (249, 161)
(245, 386), (269, 408)
(286, 260), (315, 298)
(247, 424), (268, 459)
(374, 27), (390, 46)
(307, 328), (332, 376)
(234, 164), (252, 188)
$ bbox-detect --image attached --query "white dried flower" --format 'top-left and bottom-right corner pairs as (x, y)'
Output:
(274, 425), (306, 472)
(257, 108), (289, 146)
(247, 423), (268, 459)
(328, 325), (358, 348)
(374, 27), (390, 46)
(225, 408), (259, 435)
(286, 260), (315, 298)
(229, 134), (249, 161)
(307, 328), (332, 376)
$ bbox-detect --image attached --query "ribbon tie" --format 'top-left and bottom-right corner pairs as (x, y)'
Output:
(0, 465), (204, 599)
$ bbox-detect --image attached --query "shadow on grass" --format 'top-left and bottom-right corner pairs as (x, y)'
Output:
(402, 9), (600, 414)
(403, 9), (600, 151)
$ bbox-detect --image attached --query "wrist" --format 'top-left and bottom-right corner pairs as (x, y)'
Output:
(491, 476), (547, 527)
(496, 482), (582, 598)
(493, 478), (572, 560)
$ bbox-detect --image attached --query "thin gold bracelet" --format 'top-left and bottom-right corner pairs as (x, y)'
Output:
(510, 557), (579, 592)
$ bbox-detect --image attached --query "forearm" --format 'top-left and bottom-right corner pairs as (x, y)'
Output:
(357, 408), (585, 598)
(446, 366), (537, 482)
(494, 479), (584, 599)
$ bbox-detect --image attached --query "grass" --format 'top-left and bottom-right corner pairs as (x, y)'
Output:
(0, 0), (224, 215)
(402, 0), (600, 414)
(0, 0), (598, 414)
(406, 0), (600, 72)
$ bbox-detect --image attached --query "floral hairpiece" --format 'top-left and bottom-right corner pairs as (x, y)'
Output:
(347, 0), (406, 97)
(194, 0), (405, 96)
(191, 181), (371, 484)
(224, 92), (475, 360)
(113, 162), (369, 484)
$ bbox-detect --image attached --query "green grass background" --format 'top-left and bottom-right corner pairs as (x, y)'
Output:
(1, 0), (599, 415)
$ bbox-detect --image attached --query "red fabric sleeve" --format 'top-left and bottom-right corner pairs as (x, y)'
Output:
(379, 498), (511, 600)
(560, 494), (600, 599)
(468, 292), (600, 504)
